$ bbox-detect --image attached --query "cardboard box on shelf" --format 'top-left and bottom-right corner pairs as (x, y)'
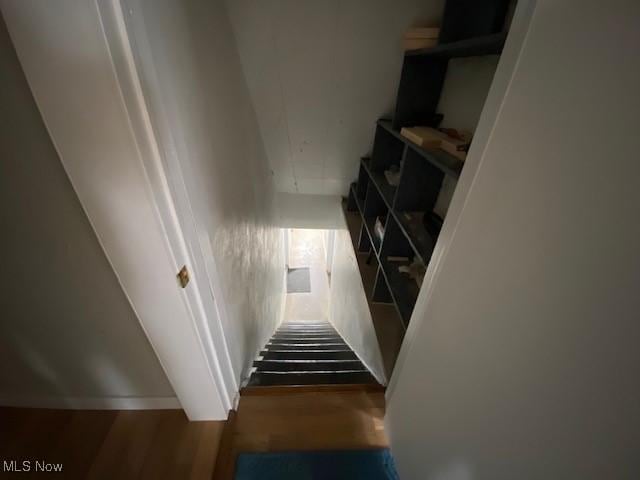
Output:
(400, 126), (472, 162)
(440, 141), (468, 161)
(400, 126), (442, 148)
(403, 27), (440, 51)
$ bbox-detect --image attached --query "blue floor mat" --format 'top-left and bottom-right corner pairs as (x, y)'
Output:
(235, 449), (399, 480)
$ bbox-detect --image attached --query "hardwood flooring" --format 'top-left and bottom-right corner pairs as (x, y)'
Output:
(213, 388), (387, 479)
(1, 389), (386, 479)
(0, 408), (224, 479)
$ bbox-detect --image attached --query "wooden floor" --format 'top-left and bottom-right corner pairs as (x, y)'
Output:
(0, 408), (224, 479)
(1, 389), (386, 479)
(213, 388), (387, 479)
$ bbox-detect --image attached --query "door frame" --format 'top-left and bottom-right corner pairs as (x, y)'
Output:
(0, 0), (235, 419)
(96, 0), (238, 412)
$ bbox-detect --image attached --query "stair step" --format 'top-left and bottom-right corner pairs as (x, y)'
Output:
(265, 343), (350, 351)
(272, 338), (342, 343)
(278, 323), (333, 329)
(242, 384), (385, 395)
(277, 330), (335, 335)
(269, 338), (343, 345)
(260, 350), (358, 360)
(246, 371), (378, 386)
(281, 321), (330, 325)
(247, 320), (380, 387)
(276, 331), (336, 336)
(274, 331), (338, 337)
(253, 360), (364, 372)
(279, 324), (332, 329)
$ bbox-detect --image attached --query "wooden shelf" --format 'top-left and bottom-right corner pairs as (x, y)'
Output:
(405, 32), (506, 59)
(378, 258), (419, 327)
(343, 205), (406, 377)
(393, 210), (437, 265)
(377, 120), (463, 179)
(344, 200), (415, 329)
(354, 160), (439, 267)
(348, 0), (511, 349)
(346, 189), (419, 328)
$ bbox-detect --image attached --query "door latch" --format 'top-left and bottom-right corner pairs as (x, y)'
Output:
(177, 265), (190, 288)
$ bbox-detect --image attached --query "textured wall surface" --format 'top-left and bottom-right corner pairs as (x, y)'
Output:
(276, 193), (345, 229)
(130, 0), (285, 382)
(0, 13), (174, 401)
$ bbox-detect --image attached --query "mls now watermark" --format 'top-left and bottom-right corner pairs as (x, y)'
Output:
(3, 460), (63, 473)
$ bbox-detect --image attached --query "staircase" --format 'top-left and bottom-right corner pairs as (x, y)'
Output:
(246, 321), (380, 387)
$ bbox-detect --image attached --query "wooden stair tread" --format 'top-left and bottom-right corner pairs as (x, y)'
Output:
(259, 350), (358, 360)
(265, 344), (351, 351)
(253, 359), (365, 372)
(241, 383), (385, 395)
(247, 371), (378, 387)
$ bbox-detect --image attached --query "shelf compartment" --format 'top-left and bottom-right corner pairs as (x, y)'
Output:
(372, 268), (393, 304)
(361, 157), (397, 207)
(349, 183), (372, 254)
(405, 32), (506, 59)
(378, 258), (419, 328)
(438, 0), (511, 44)
(363, 216), (382, 253)
(393, 55), (448, 131)
(356, 164), (369, 200)
(346, 182), (359, 212)
(378, 215), (420, 327)
(359, 147), (445, 266)
(361, 179), (388, 255)
(343, 201), (406, 376)
(370, 123), (405, 173)
(391, 146), (445, 264)
(379, 213), (415, 263)
(395, 147), (444, 213)
(349, 183), (365, 215)
(378, 120), (463, 179)
(393, 210), (439, 266)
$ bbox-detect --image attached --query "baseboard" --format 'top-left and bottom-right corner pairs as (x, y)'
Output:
(0, 394), (181, 410)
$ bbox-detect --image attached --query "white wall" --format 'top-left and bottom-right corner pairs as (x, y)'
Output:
(437, 56), (501, 134)
(329, 227), (386, 384)
(324, 230), (336, 275)
(1, 0), (228, 419)
(276, 193), (345, 229)
(386, 1), (640, 478)
(125, 0), (285, 383)
(225, 0), (446, 195)
(0, 11), (175, 408)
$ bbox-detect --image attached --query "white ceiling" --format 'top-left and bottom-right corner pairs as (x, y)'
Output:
(225, 0), (445, 195)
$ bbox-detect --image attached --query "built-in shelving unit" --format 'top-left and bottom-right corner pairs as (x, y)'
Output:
(344, 0), (513, 370)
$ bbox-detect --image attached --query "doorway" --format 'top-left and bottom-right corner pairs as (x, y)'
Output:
(283, 229), (333, 323)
